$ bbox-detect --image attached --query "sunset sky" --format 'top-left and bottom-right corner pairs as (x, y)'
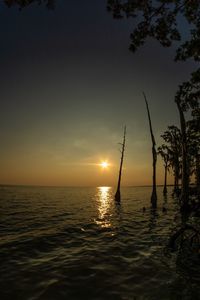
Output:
(0, 0), (198, 186)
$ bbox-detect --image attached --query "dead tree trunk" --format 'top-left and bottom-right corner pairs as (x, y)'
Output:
(115, 126), (126, 202)
(143, 93), (157, 208)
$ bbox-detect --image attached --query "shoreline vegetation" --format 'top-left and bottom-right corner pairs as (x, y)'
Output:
(106, 0), (200, 265)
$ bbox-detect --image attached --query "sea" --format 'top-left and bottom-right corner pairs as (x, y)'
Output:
(0, 185), (199, 300)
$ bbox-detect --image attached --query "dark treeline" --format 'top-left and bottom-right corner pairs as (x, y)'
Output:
(159, 118), (200, 198)
(107, 0), (200, 210)
(107, 0), (200, 258)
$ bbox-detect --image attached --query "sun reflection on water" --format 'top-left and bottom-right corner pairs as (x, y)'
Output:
(95, 186), (112, 228)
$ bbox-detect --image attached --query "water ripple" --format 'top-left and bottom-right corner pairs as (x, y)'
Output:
(0, 186), (199, 299)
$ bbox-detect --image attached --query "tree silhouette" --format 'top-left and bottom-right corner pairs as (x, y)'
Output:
(108, 0), (200, 208)
(187, 116), (200, 194)
(161, 125), (182, 195)
(175, 69), (200, 208)
(143, 93), (157, 208)
(107, 0), (200, 61)
(161, 118), (200, 201)
(115, 126), (126, 202)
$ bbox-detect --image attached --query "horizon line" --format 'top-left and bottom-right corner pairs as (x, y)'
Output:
(0, 183), (176, 188)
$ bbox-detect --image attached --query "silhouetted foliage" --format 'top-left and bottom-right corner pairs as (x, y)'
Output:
(107, 0), (200, 61)
(186, 117), (200, 199)
(161, 119), (200, 198)
(161, 125), (182, 194)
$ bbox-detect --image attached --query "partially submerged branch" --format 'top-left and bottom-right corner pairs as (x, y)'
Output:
(168, 224), (200, 251)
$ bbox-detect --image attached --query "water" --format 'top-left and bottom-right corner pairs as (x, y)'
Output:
(0, 186), (199, 300)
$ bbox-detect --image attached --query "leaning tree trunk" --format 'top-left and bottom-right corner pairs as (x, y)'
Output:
(163, 165), (167, 195)
(115, 126), (126, 202)
(143, 93), (157, 208)
(176, 101), (189, 210)
(173, 160), (180, 195)
(174, 175), (179, 194)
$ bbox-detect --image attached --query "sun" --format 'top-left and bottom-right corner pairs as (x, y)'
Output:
(100, 161), (109, 169)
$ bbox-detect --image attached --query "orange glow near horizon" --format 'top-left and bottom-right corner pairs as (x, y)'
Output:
(0, 150), (175, 187)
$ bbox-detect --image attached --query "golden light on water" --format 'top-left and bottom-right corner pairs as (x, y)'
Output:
(95, 186), (112, 228)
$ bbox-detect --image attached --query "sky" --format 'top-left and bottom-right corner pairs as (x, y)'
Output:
(0, 0), (198, 186)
